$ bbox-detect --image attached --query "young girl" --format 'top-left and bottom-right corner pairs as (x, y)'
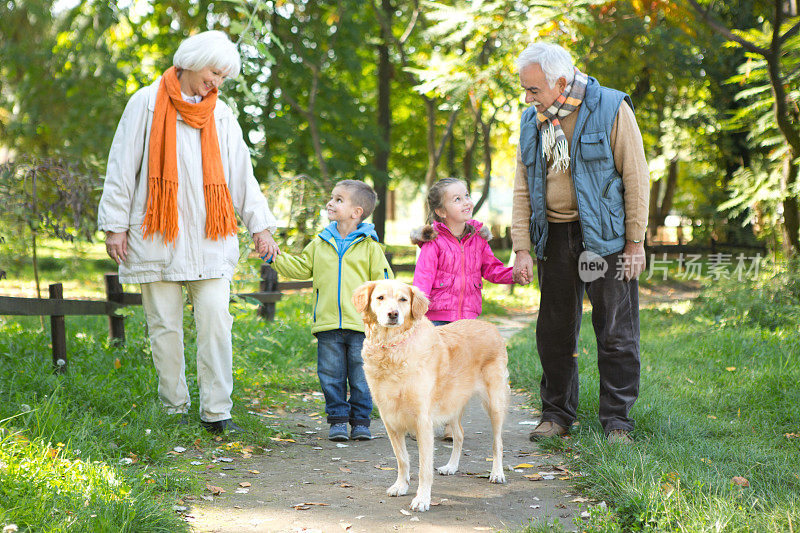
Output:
(411, 178), (515, 441)
(412, 177), (515, 325)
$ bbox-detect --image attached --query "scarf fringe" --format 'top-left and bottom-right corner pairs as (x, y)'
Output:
(551, 139), (570, 173)
(142, 177), (179, 243)
(204, 183), (238, 240)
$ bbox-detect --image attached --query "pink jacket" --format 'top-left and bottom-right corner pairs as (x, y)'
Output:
(411, 220), (514, 322)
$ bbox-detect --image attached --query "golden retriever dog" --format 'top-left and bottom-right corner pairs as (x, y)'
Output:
(352, 279), (508, 512)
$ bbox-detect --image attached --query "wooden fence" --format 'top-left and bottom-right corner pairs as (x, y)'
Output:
(0, 264), (311, 373)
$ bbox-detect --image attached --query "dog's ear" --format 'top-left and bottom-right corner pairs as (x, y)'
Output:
(352, 281), (376, 315)
(409, 285), (429, 319)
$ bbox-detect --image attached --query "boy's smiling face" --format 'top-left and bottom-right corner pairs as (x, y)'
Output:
(326, 186), (362, 223)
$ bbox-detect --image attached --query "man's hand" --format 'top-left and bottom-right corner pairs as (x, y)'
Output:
(513, 249), (534, 285)
(105, 231), (128, 265)
(621, 240), (646, 281)
(253, 229), (280, 261)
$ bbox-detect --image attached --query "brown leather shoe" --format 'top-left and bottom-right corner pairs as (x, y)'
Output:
(529, 421), (568, 440)
(606, 430), (633, 444)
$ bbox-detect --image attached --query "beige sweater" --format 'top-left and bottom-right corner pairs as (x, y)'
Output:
(511, 101), (649, 253)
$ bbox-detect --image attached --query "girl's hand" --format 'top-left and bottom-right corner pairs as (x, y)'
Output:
(253, 229), (280, 261)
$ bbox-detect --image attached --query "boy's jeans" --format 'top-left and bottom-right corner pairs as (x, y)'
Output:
(314, 329), (372, 426)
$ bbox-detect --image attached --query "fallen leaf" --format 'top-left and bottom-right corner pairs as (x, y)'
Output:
(205, 484), (225, 495)
(114, 358), (121, 370)
(249, 470), (261, 474)
(525, 474), (543, 481)
(340, 523), (352, 530)
(570, 497), (592, 503)
(292, 504), (310, 510)
(707, 415), (717, 419)
(270, 437), (296, 443)
(732, 476), (749, 487)
(339, 467), (351, 473)
(339, 483), (353, 488)
(514, 463), (535, 469)
(400, 509), (412, 516)
(374, 465), (395, 471)
(239, 482), (251, 488)
(173, 446), (186, 453)
(784, 433), (799, 439)
(725, 367), (736, 372)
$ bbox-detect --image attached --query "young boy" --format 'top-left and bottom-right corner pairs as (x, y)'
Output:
(269, 180), (393, 441)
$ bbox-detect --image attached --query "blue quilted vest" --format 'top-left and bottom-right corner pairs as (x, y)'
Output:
(519, 76), (633, 260)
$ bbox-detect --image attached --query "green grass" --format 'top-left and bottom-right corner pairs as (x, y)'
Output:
(0, 289), (320, 532)
(508, 267), (800, 532)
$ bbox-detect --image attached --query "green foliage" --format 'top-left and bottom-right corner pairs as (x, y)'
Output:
(697, 257), (800, 329)
(0, 291), (318, 531)
(507, 263), (800, 532)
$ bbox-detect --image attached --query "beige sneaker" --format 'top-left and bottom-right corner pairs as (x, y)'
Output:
(607, 430), (633, 444)
(528, 421), (568, 440)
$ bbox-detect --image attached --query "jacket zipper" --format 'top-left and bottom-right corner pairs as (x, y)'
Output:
(313, 289), (319, 321)
(458, 239), (466, 319)
(333, 234), (365, 330)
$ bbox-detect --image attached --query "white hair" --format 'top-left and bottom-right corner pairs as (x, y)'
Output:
(516, 42), (574, 88)
(173, 30), (241, 78)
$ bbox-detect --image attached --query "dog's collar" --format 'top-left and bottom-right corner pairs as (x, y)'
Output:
(365, 322), (419, 349)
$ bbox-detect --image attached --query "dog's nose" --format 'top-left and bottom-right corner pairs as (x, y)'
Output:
(387, 310), (399, 321)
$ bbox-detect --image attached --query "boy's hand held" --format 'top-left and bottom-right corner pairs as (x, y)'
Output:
(253, 229), (280, 262)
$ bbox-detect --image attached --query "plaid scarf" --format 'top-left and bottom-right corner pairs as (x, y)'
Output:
(536, 68), (588, 173)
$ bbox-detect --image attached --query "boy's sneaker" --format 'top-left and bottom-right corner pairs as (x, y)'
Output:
(328, 423), (349, 441)
(351, 425), (372, 440)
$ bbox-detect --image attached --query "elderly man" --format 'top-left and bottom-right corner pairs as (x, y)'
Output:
(512, 42), (650, 444)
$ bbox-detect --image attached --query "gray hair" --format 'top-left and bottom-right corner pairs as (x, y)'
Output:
(516, 42), (574, 88)
(173, 30), (241, 78)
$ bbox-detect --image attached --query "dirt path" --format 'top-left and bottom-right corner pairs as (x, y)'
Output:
(185, 313), (585, 533)
(184, 282), (700, 532)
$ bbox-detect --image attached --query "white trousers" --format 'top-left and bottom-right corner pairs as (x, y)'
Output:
(141, 278), (233, 423)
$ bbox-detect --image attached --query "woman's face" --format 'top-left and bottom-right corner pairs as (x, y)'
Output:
(178, 66), (228, 98)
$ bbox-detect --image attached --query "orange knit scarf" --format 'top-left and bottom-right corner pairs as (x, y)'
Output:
(143, 66), (237, 243)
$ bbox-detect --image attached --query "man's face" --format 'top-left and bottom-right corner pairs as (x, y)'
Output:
(519, 63), (566, 113)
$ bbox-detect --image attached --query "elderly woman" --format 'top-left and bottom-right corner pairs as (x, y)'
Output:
(98, 30), (279, 434)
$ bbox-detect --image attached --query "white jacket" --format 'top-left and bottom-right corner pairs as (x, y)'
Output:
(97, 78), (277, 284)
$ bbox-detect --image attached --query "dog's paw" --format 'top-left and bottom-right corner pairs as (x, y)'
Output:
(437, 464), (458, 476)
(387, 482), (409, 497)
(489, 470), (506, 484)
(410, 495), (431, 512)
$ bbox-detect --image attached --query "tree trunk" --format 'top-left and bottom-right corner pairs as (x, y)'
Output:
(424, 98), (438, 189)
(373, 0), (393, 242)
(781, 154), (800, 257)
(463, 120), (477, 191)
(473, 117), (493, 215)
(423, 99), (458, 190)
(647, 158), (679, 241)
(661, 158), (679, 222)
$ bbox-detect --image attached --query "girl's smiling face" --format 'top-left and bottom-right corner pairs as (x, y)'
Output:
(436, 182), (473, 225)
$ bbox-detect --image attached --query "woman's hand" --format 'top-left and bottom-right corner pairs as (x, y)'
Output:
(105, 231), (128, 265)
(253, 229), (280, 261)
